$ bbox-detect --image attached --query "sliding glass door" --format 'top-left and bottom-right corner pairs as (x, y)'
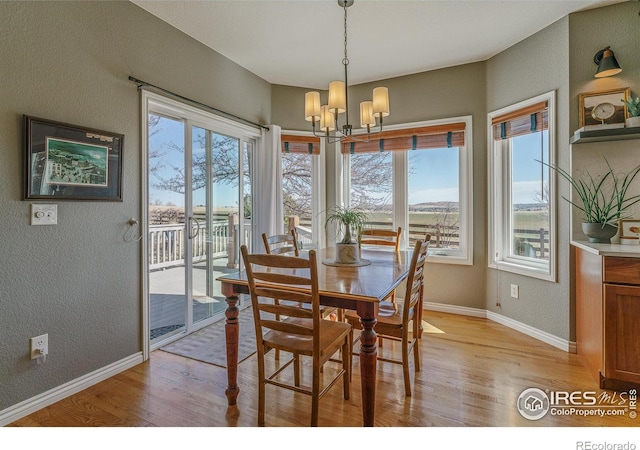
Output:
(145, 93), (257, 348)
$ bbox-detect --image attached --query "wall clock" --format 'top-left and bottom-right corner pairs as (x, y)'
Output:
(591, 102), (616, 124)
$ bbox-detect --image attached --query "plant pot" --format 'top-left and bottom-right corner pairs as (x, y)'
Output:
(581, 222), (618, 244)
(626, 116), (640, 128)
(335, 242), (360, 264)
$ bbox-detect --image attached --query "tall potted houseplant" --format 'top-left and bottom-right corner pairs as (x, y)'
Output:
(542, 158), (640, 243)
(325, 206), (368, 264)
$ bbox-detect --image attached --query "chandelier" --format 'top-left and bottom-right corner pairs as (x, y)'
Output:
(304, 0), (390, 143)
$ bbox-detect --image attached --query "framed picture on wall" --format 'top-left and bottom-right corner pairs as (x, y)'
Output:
(578, 87), (630, 128)
(24, 115), (124, 201)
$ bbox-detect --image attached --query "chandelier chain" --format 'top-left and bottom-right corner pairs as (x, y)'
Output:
(343, 4), (349, 66)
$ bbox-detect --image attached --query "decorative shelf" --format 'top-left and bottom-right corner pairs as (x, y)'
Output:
(570, 126), (640, 144)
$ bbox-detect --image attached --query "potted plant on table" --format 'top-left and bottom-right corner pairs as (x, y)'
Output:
(325, 206), (369, 264)
(542, 158), (640, 243)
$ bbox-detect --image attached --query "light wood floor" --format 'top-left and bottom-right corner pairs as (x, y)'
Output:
(7, 311), (639, 428)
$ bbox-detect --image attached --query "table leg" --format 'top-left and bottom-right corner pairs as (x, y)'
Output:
(224, 292), (240, 405)
(357, 304), (378, 427)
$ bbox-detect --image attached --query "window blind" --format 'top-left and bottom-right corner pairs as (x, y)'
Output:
(340, 122), (466, 154)
(281, 134), (320, 155)
(491, 101), (548, 140)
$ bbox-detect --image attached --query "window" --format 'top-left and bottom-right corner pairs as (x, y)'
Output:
(488, 91), (556, 281)
(343, 117), (473, 264)
(280, 133), (325, 249)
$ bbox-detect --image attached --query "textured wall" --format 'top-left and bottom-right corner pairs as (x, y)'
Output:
(0, 0), (270, 411)
(569, 1), (640, 240)
(485, 17), (571, 340)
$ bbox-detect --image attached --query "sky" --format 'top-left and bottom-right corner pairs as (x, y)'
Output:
(149, 115), (548, 209)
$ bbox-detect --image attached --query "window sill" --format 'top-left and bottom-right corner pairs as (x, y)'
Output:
(490, 260), (555, 282)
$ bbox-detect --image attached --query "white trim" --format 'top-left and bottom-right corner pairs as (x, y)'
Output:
(423, 302), (575, 353)
(141, 91), (151, 361)
(487, 90), (557, 282)
(0, 353), (143, 427)
(346, 116), (473, 264)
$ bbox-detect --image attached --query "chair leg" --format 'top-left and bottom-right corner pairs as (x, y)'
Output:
(413, 315), (421, 372)
(348, 329), (354, 382)
(257, 353), (266, 426)
(294, 354), (301, 387)
(311, 362), (320, 427)
(402, 334), (411, 397)
(342, 339), (351, 400)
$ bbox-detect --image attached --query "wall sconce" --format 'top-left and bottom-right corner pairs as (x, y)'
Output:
(594, 46), (622, 78)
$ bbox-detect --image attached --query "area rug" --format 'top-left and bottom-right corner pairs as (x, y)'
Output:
(160, 307), (257, 368)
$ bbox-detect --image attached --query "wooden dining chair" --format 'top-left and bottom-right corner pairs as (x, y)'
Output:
(262, 229), (299, 256)
(262, 230), (339, 366)
(360, 228), (402, 306)
(240, 245), (351, 426)
(359, 227), (403, 343)
(344, 237), (429, 397)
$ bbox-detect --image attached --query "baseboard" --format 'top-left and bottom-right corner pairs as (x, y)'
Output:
(0, 352), (144, 427)
(423, 302), (576, 353)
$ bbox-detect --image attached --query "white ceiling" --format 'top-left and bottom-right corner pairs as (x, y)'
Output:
(131, 0), (625, 89)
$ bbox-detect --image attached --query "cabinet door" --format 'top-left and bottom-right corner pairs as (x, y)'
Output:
(604, 284), (640, 386)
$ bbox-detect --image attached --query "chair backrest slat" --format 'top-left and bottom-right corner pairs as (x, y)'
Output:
(254, 286), (313, 304)
(360, 227), (402, 252)
(257, 302), (314, 319)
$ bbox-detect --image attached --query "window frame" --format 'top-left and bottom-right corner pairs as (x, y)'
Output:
(487, 91), (557, 282)
(341, 116), (473, 265)
(281, 130), (326, 250)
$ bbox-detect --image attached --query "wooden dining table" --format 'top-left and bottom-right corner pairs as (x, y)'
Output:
(217, 246), (411, 427)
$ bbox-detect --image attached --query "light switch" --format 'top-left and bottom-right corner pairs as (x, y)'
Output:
(31, 204), (57, 225)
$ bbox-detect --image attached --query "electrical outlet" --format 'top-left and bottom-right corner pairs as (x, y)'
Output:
(510, 284), (519, 299)
(30, 333), (48, 360)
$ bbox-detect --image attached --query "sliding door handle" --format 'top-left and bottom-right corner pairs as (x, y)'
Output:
(188, 216), (201, 239)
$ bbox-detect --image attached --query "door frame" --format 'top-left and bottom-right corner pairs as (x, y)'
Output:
(140, 90), (261, 360)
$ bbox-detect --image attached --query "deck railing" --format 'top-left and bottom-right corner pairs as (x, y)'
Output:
(149, 215), (550, 270)
(148, 218), (252, 270)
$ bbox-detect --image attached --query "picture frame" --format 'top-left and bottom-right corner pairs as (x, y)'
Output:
(578, 87), (630, 128)
(619, 219), (640, 239)
(24, 115), (124, 201)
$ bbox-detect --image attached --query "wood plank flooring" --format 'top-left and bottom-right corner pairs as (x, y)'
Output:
(7, 311), (639, 428)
